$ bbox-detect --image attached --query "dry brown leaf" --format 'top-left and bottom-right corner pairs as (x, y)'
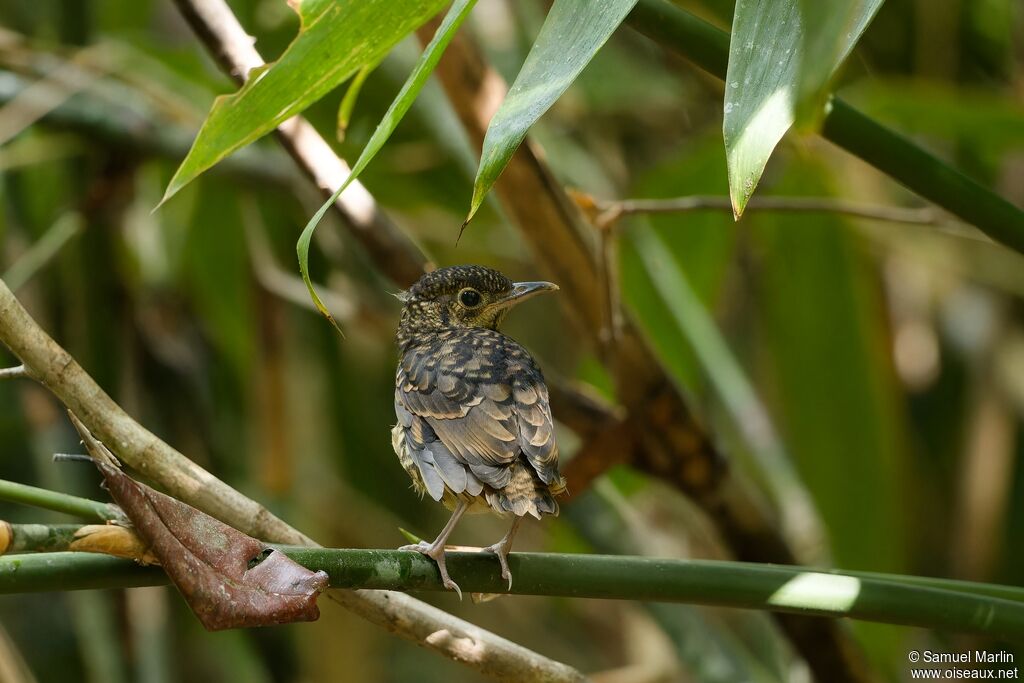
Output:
(69, 411), (329, 630)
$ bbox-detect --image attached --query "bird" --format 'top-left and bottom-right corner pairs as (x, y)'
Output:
(392, 265), (566, 597)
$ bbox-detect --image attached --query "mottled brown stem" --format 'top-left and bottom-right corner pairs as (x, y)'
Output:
(423, 23), (871, 683)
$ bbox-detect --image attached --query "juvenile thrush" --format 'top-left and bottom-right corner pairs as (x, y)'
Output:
(392, 265), (565, 596)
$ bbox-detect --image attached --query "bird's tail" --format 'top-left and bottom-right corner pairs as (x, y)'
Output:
(488, 463), (564, 519)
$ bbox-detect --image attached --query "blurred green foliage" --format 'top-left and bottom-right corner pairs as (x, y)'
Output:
(0, 0), (1022, 681)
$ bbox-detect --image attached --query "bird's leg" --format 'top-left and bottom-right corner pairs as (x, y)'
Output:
(399, 500), (468, 598)
(483, 516), (522, 590)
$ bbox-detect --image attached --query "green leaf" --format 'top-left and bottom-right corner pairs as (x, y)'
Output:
(296, 0), (477, 331)
(464, 0), (638, 225)
(336, 58), (381, 143)
(749, 160), (908, 577)
(723, 0), (881, 217)
(161, 0), (449, 204)
(398, 528), (424, 545)
(631, 225), (818, 533)
(619, 136), (737, 391)
(795, 0), (883, 128)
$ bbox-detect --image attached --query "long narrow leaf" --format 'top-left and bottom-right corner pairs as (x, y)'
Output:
(631, 224), (822, 547)
(795, 0), (883, 128)
(723, 0), (881, 217)
(161, 0), (448, 204)
(296, 0), (477, 330)
(464, 0), (638, 225)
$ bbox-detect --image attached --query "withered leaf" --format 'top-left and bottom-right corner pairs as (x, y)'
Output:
(69, 412), (328, 630)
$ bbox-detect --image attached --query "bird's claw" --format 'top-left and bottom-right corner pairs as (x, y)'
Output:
(483, 542), (513, 591)
(399, 541), (463, 600)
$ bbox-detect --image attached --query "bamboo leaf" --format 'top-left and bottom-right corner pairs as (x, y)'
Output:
(723, 0), (881, 217)
(748, 162), (908, 576)
(464, 0), (638, 225)
(161, 0), (448, 204)
(336, 59), (381, 143)
(795, 0), (883, 128)
(296, 0), (477, 331)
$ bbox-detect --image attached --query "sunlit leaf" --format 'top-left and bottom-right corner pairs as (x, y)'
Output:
(161, 0), (448, 204)
(296, 0), (477, 331)
(724, 0), (882, 217)
(464, 0), (638, 225)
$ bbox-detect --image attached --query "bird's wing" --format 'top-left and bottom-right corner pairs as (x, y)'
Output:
(396, 335), (521, 492)
(510, 370), (560, 487)
(397, 332), (561, 493)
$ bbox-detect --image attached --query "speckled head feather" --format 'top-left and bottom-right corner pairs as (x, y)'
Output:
(406, 265), (513, 302)
(397, 265), (526, 346)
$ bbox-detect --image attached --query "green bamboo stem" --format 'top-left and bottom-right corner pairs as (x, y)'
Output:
(0, 479), (124, 523)
(0, 553), (166, 591)
(2, 549), (1023, 639)
(1, 524), (87, 553)
(625, 0), (1024, 254)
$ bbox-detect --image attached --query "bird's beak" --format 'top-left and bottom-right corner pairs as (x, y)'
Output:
(495, 281), (559, 308)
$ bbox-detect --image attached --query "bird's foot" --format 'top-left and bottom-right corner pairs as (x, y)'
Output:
(482, 541), (513, 590)
(399, 541), (462, 599)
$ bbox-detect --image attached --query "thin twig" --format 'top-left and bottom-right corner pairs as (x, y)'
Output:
(625, 0), (1024, 254)
(606, 195), (942, 225)
(0, 365), (27, 380)
(0, 478), (123, 523)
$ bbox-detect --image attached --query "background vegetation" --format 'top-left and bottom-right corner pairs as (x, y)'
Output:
(0, 0), (1022, 681)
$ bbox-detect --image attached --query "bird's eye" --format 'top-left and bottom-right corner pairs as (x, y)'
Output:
(459, 288), (482, 308)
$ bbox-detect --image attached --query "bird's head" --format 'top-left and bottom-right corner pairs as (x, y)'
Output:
(397, 265), (558, 338)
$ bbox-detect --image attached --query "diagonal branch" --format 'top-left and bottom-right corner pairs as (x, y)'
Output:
(0, 278), (584, 682)
(169, 0), (427, 289)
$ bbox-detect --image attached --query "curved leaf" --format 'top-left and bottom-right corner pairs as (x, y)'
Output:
(296, 0), (478, 330)
(161, 0), (448, 204)
(465, 0), (638, 225)
(724, 0), (882, 217)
